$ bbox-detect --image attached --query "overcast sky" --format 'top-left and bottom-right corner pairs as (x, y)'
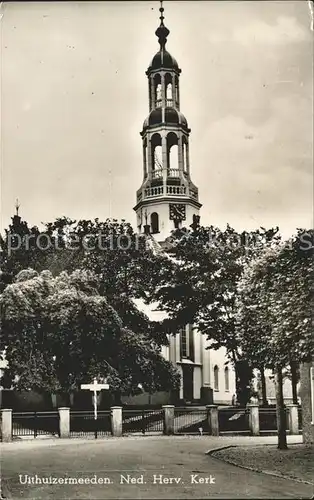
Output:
(1, 0), (313, 238)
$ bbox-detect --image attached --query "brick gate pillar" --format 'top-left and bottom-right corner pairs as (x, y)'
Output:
(163, 405), (175, 435)
(287, 404), (299, 435)
(1, 409), (12, 442)
(206, 405), (219, 436)
(111, 406), (122, 437)
(58, 407), (70, 438)
(247, 403), (260, 436)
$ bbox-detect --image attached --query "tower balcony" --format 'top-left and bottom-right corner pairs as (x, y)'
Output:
(155, 99), (179, 108)
(168, 168), (180, 177)
(136, 184), (199, 203)
(151, 168), (180, 179)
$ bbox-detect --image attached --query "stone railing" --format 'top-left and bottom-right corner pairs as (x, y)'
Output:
(166, 185), (187, 196)
(152, 170), (163, 179)
(168, 169), (180, 177)
(144, 186), (164, 197)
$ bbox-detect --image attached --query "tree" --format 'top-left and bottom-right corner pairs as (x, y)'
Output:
(0, 213), (40, 285)
(236, 229), (314, 448)
(145, 223), (281, 404)
(0, 269), (180, 396)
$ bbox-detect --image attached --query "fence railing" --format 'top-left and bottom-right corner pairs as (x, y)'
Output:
(259, 407), (289, 433)
(218, 407), (250, 435)
(173, 407), (208, 434)
(70, 410), (111, 439)
(12, 411), (59, 439)
(1, 404), (302, 442)
(122, 409), (163, 434)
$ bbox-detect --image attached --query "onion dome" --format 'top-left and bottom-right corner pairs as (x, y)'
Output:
(143, 107), (188, 130)
(149, 50), (179, 71)
(147, 1), (180, 73)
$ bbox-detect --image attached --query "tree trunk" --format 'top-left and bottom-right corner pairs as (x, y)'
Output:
(290, 361), (299, 405)
(274, 366), (288, 450)
(260, 367), (267, 406)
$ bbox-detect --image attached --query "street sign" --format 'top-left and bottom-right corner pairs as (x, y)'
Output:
(81, 378), (110, 420)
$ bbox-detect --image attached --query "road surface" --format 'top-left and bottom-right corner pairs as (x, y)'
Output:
(1, 436), (312, 499)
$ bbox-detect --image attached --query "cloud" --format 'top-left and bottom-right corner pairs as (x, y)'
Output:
(206, 16), (309, 45)
(234, 16), (309, 44)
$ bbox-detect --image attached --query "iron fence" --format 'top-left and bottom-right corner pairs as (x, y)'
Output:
(70, 410), (111, 438)
(12, 411), (59, 438)
(174, 408), (208, 434)
(259, 406), (289, 432)
(218, 407), (250, 435)
(122, 409), (163, 434)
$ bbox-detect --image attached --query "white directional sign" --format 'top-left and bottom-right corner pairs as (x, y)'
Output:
(81, 378), (110, 420)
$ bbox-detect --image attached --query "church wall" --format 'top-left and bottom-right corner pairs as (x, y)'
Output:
(201, 342), (211, 387)
(161, 344), (170, 361)
(193, 366), (202, 400)
(210, 347), (236, 405)
(175, 333), (180, 363)
(193, 329), (202, 365)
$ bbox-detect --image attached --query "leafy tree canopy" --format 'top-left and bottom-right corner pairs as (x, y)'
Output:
(0, 268), (180, 394)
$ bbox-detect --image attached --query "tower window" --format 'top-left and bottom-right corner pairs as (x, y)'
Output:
(154, 74), (162, 106)
(166, 83), (172, 100)
(214, 365), (219, 391)
(180, 325), (194, 360)
(165, 73), (173, 104)
(167, 132), (179, 173)
(180, 326), (188, 358)
(150, 212), (159, 234)
(224, 366), (230, 392)
(182, 138), (188, 173)
(156, 84), (162, 102)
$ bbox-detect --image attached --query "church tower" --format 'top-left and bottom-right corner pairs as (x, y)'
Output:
(134, 2), (201, 242)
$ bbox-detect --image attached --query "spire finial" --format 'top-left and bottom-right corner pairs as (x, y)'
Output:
(15, 198), (20, 216)
(159, 0), (164, 23)
(155, 0), (170, 49)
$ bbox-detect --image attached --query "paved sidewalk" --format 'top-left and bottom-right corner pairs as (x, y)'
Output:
(1, 433), (303, 451)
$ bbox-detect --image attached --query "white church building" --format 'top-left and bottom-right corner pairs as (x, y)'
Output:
(126, 4), (236, 406)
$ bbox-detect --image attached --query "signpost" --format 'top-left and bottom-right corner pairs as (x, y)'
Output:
(81, 378), (110, 438)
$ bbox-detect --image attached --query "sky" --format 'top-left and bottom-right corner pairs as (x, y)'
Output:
(0, 0), (313, 239)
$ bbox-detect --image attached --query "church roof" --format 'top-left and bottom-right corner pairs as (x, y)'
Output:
(148, 49), (179, 71)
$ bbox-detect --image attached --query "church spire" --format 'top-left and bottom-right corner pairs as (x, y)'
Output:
(15, 198), (20, 216)
(134, 1), (201, 243)
(155, 1), (170, 49)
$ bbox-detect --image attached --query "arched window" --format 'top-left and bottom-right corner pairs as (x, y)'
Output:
(180, 326), (187, 358)
(151, 133), (162, 178)
(151, 212), (159, 234)
(224, 366), (230, 392)
(154, 74), (162, 106)
(182, 136), (188, 173)
(156, 84), (162, 101)
(214, 365), (219, 391)
(167, 132), (179, 173)
(166, 83), (172, 99)
(165, 73), (173, 104)
(143, 138), (147, 177)
(169, 144), (178, 171)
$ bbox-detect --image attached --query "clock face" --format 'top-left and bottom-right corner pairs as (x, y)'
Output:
(169, 204), (186, 221)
